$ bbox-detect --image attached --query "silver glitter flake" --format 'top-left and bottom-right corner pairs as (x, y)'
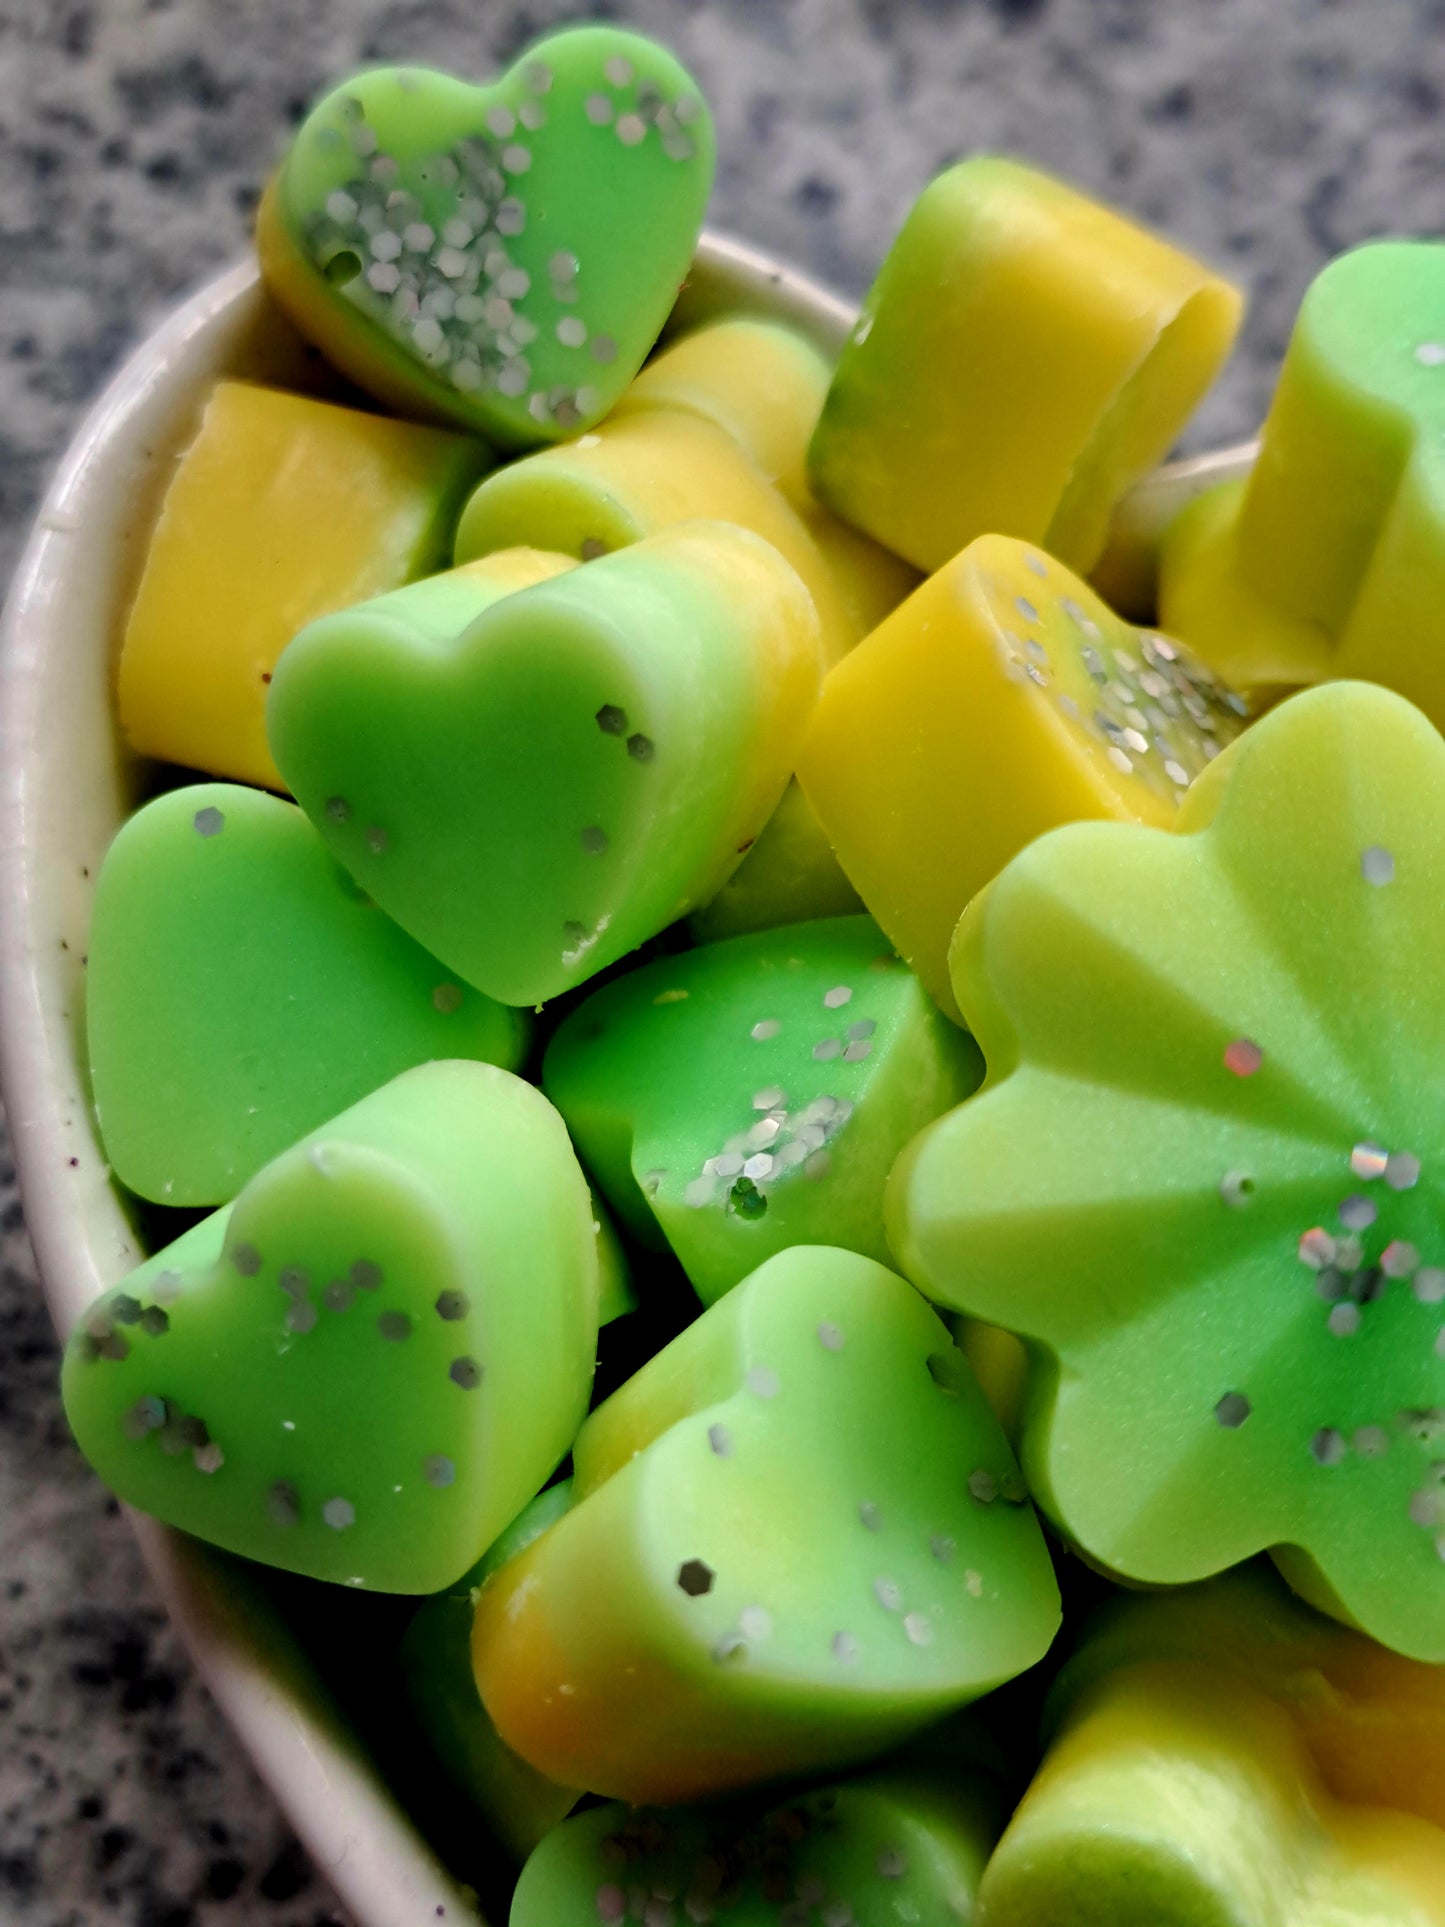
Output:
(193, 806), (225, 838)
(1219, 1170), (1254, 1208)
(1214, 1391), (1251, 1428)
(708, 1423), (733, 1458)
(1361, 845), (1396, 886)
(1338, 1194), (1377, 1231)
(425, 1455), (456, 1488)
(858, 1502), (882, 1532)
(1387, 1151), (1422, 1191)
(1310, 1427), (1347, 1467)
(750, 1018), (781, 1042)
(747, 1365), (781, 1400)
(822, 985), (853, 1009)
(832, 1631), (860, 1665)
(376, 1309), (410, 1341)
(873, 1576), (902, 1611)
(817, 1321), (844, 1352)
(323, 1496), (356, 1531)
(968, 1469), (999, 1505)
(1350, 1141), (1390, 1180)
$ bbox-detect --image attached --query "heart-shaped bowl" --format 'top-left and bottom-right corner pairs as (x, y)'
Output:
(0, 229), (1254, 1927)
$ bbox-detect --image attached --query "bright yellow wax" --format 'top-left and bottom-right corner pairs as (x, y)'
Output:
(1157, 478), (1334, 706)
(118, 380), (490, 790)
(809, 156), (1243, 578)
(796, 533), (1248, 1021)
(621, 316), (920, 636)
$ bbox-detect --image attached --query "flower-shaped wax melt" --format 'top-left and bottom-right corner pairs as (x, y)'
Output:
(977, 1658), (1445, 1927)
(1157, 242), (1445, 733)
(1052, 1564), (1445, 1835)
(117, 381), (491, 790)
(62, 1062), (600, 1593)
(512, 1766), (1005, 1926)
(471, 1245), (1060, 1804)
(87, 782), (526, 1206)
(257, 27), (714, 447)
(269, 522), (822, 1007)
(797, 534), (1248, 1022)
(543, 916), (981, 1305)
(400, 1483), (582, 1862)
(890, 681), (1445, 1661)
(808, 157), (1242, 577)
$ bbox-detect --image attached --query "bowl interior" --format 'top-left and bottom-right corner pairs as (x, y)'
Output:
(0, 233), (866, 1927)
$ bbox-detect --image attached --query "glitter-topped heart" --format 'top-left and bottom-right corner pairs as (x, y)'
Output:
(257, 26), (714, 448)
(471, 1245), (1061, 1805)
(61, 1063), (601, 1593)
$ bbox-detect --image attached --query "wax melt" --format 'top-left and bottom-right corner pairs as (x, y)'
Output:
(1157, 242), (1445, 731)
(1053, 1565), (1445, 1833)
(977, 1660), (1445, 1927)
(117, 381), (490, 790)
(615, 315), (920, 637)
(687, 780), (863, 943)
(1157, 479), (1333, 705)
(543, 916), (981, 1304)
(454, 405), (859, 665)
(797, 533), (1247, 1021)
(87, 782), (526, 1206)
(62, 1062), (600, 1592)
(808, 156), (1242, 576)
(258, 27), (714, 446)
(512, 1767), (1004, 1926)
(471, 1246), (1060, 1804)
(400, 1483), (582, 1862)
(890, 681), (1445, 1661)
(269, 522), (822, 1007)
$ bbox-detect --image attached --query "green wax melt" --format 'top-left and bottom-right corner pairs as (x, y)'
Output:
(62, 1062), (600, 1592)
(543, 916), (982, 1305)
(471, 1245), (1061, 1805)
(890, 681), (1445, 1662)
(257, 27), (714, 447)
(688, 781), (865, 944)
(87, 782), (526, 1206)
(268, 522), (823, 1007)
(399, 1483), (582, 1861)
(511, 1767), (1004, 1926)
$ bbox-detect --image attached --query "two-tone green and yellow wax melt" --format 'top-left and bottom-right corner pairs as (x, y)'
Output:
(56, 17), (1445, 1926)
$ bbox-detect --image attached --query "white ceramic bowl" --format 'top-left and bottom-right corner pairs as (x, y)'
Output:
(0, 230), (1255, 1927)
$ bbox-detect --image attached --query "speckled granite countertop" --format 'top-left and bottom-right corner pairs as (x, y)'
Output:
(3, 0), (1444, 1920)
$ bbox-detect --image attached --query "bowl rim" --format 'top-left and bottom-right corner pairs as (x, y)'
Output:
(0, 224), (1258, 1927)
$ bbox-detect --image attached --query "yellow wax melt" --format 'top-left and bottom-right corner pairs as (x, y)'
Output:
(797, 535), (1248, 1020)
(118, 381), (491, 790)
(1157, 479), (1334, 706)
(454, 404), (860, 665)
(620, 317), (919, 635)
(809, 157), (1243, 578)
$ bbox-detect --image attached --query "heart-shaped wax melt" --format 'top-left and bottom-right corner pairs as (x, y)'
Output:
(257, 26), (714, 448)
(269, 522), (822, 1007)
(87, 782), (526, 1205)
(512, 1768), (1004, 1926)
(62, 1062), (600, 1592)
(543, 916), (981, 1305)
(890, 682), (1445, 1662)
(471, 1245), (1061, 1804)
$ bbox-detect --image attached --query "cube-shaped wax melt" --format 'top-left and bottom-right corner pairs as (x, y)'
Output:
(471, 1245), (1061, 1805)
(513, 1768), (1005, 1926)
(117, 380), (491, 790)
(62, 1062), (600, 1593)
(809, 157), (1242, 577)
(797, 534), (1247, 1021)
(543, 916), (981, 1305)
(87, 781), (526, 1206)
(269, 522), (823, 1007)
(890, 683), (1445, 1663)
(257, 27), (714, 447)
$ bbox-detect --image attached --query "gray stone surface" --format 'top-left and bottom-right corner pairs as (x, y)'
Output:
(3, 0), (1445, 1920)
